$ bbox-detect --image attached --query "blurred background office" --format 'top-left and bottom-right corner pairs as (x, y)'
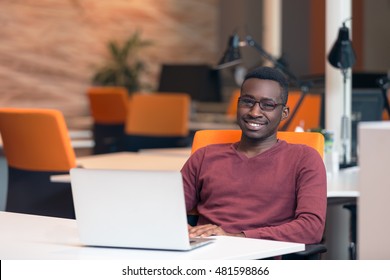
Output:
(0, 0), (388, 121)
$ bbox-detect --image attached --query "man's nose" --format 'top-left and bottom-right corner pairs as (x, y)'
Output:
(248, 102), (264, 116)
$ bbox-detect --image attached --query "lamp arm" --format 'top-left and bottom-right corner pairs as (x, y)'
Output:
(244, 35), (314, 131)
(244, 35), (299, 85)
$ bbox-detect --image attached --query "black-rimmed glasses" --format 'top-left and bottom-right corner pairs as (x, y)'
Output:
(238, 97), (285, 112)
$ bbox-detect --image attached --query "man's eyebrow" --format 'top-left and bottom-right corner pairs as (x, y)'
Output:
(241, 94), (276, 102)
(240, 93), (254, 98)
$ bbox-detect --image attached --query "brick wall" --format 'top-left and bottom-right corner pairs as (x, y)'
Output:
(0, 0), (219, 121)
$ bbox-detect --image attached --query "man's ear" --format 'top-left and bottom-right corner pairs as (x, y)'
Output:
(281, 106), (289, 120)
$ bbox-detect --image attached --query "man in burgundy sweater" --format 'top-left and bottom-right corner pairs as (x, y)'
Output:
(181, 66), (327, 244)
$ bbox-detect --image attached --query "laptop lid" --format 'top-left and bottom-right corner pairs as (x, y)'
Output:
(70, 168), (211, 251)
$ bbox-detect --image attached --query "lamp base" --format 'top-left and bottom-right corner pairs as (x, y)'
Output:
(339, 162), (357, 169)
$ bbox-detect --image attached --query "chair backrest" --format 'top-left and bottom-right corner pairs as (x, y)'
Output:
(191, 129), (241, 154)
(280, 91), (322, 131)
(190, 129), (326, 259)
(226, 89), (240, 118)
(224, 89), (322, 131)
(191, 130), (324, 158)
(87, 86), (129, 124)
(125, 93), (190, 137)
(0, 108), (76, 172)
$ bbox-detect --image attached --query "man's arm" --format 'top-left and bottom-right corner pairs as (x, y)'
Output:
(244, 149), (327, 244)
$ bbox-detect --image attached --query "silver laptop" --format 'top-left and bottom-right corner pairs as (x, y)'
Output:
(70, 168), (213, 251)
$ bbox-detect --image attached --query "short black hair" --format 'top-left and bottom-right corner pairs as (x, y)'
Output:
(241, 66), (289, 104)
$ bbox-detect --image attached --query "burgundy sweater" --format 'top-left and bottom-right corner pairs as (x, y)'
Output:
(181, 140), (327, 244)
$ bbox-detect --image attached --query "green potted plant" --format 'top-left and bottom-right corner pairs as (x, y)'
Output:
(92, 31), (152, 93)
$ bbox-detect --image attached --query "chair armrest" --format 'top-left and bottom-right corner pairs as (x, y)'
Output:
(187, 212), (327, 260)
(282, 244), (327, 260)
(187, 214), (199, 226)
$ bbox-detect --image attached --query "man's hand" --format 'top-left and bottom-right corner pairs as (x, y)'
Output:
(188, 224), (245, 238)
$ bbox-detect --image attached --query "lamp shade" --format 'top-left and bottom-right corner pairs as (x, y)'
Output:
(328, 24), (356, 69)
(216, 33), (242, 69)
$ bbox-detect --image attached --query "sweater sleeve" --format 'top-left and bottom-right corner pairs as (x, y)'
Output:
(180, 148), (205, 212)
(243, 147), (327, 244)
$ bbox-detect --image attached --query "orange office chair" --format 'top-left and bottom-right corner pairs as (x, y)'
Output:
(191, 129), (241, 154)
(190, 129), (326, 259)
(279, 91), (323, 131)
(123, 93), (191, 151)
(192, 130), (324, 158)
(224, 89), (323, 132)
(87, 86), (129, 154)
(0, 108), (76, 219)
(226, 89), (240, 118)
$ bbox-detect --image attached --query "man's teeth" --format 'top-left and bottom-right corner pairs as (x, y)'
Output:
(248, 122), (260, 127)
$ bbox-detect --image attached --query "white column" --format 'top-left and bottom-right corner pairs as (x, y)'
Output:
(325, 0), (353, 164)
(262, 0), (282, 66)
(324, 0), (353, 260)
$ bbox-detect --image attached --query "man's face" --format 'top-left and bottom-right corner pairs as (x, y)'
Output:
(237, 78), (289, 141)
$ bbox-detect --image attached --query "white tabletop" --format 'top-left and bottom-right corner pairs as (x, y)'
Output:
(68, 129), (94, 149)
(327, 166), (359, 198)
(139, 147), (192, 157)
(51, 152), (360, 199)
(134, 147), (360, 197)
(189, 112), (239, 131)
(0, 211), (304, 260)
(189, 121), (239, 131)
(76, 152), (188, 170)
(68, 129), (93, 139)
(51, 152), (189, 182)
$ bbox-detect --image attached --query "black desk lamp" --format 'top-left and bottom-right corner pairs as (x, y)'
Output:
(217, 33), (242, 70)
(327, 20), (356, 165)
(217, 33), (312, 131)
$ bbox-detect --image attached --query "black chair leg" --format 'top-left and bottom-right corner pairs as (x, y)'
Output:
(343, 204), (357, 260)
(282, 244), (327, 260)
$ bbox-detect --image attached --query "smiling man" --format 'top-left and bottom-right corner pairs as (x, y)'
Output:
(181, 66), (327, 244)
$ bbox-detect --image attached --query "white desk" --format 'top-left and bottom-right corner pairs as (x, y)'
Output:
(48, 152), (360, 260)
(0, 211), (304, 260)
(189, 121), (239, 131)
(51, 152), (188, 182)
(327, 166), (359, 198)
(139, 147), (192, 157)
(136, 149), (360, 198)
(76, 152), (188, 170)
(189, 112), (239, 131)
(68, 129), (93, 139)
(52, 152), (360, 200)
